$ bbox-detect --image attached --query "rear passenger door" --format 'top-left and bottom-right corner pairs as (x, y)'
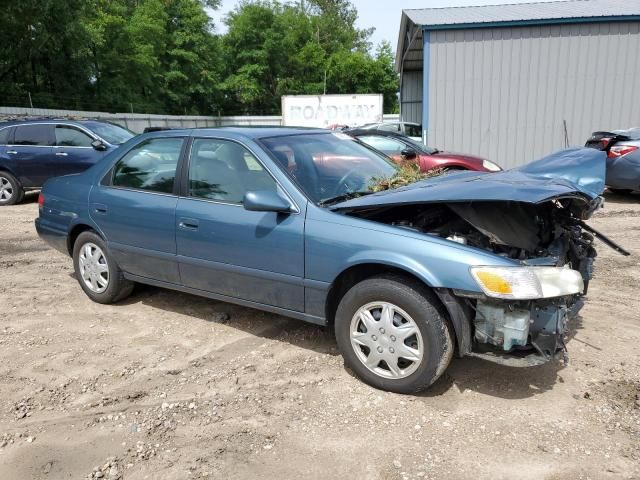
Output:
(54, 124), (103, 176)
(9, 124), (55, 187)
(90, 136), (186, 284)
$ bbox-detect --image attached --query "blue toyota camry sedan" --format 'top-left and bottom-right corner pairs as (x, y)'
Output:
(36, 127), (616, 393)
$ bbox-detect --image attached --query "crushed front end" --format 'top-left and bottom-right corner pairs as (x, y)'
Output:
(348, 195), (605, 364)
(333, 148), (629, 366)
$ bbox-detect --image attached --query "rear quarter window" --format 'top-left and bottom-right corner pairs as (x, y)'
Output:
(0, 127), (11, 145)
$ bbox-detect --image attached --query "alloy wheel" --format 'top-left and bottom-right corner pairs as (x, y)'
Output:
(0, 176), (13, 202)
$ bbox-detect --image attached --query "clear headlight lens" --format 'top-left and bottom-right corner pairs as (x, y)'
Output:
(482, 159), (502, 171)
(470, 266), (584, 299)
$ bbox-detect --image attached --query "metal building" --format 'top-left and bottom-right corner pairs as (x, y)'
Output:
(396, 0), (640, 168)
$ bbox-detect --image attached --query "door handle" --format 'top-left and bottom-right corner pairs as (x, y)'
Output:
(55, 152), (68, 156)
(6, 150), (17, 155)
(178, 218), (199, 230)
(93, 203), (108, 214)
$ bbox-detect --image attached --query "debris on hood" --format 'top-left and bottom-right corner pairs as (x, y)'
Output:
(368, 163), (443, 192)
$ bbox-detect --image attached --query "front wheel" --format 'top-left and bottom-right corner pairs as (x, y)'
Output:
(73, 231), (134, 304)
(334, 275), (453, 394)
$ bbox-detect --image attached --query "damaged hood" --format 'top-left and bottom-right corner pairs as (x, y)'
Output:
(332, 148), (606, 211)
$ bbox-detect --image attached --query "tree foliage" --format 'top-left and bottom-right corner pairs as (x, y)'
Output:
(0, 0), (398, 115)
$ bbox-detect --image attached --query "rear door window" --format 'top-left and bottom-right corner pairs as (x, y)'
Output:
(55, 125), (94, 147)
(111, 137), (184, 193)
(13, 124), (55, 146)
(405, 124), (422, 137)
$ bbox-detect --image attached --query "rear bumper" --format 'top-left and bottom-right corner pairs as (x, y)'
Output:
(35, 217), (69, 255)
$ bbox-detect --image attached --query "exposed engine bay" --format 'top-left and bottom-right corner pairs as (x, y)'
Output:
(343, 196), (626, 364)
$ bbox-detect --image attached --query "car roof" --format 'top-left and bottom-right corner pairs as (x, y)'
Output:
(0, 118), (113, 128)
(142, 126), (331, 141)
(345, 128), (412, 141)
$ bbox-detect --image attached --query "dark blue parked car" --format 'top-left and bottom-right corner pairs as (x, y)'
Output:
(0, 119), (135, 205)
(35, 128), (614, 393)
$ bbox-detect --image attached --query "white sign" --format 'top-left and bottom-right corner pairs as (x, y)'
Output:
(282, 94), (383, 128)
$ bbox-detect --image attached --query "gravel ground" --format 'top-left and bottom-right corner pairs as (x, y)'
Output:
(0, 191), (639, 480)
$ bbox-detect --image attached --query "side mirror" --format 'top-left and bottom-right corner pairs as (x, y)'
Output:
(91, 139), (107, 151)
(401, 148), (417, 160)
(243, 190), (292, 213)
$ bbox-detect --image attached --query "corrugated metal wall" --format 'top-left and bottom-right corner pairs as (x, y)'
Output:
(400, 71), (423, 125)
(427, 21), (640, 169)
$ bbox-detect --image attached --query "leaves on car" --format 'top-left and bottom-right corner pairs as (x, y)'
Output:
(368, 163), (443, 192)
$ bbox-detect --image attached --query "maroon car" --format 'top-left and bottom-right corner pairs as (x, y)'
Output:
(346, 129), (501, 172)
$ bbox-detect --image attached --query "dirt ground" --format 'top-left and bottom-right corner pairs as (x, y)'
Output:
(0, 192), (639, 480)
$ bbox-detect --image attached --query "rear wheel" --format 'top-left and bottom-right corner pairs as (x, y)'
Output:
(334, 275), (453, 394)
(608, 188), (633, 195)
(73, 231), (134, 304)
(0, 172), (24, 206)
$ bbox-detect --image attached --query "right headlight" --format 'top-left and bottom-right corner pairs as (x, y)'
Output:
(470, 266), (584, 299)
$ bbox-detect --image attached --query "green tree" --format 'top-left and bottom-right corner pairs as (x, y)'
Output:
(0, 0), (398, 115)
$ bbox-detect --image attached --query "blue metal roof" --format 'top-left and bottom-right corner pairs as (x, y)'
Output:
(404, 0), (640, 28)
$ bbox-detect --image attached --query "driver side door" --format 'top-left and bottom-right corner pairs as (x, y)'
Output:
(176, 138), (306, 311)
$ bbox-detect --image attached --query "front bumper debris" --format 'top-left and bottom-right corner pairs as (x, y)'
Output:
(469, 297), (584, 367)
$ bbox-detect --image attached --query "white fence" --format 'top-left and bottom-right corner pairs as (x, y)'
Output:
(0, 106), (400, 133)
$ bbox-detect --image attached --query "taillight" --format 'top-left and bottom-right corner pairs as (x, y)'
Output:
(608, 145), (638, 158)
(38, 192), (45, 209)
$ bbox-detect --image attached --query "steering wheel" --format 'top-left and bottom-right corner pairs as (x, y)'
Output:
(334, 168), (366, 196)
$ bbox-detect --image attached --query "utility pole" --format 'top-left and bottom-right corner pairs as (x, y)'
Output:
(28, 92), (33, 108)
(323, 69), (327, 95)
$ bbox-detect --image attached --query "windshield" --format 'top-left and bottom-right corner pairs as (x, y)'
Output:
(89, 122), (135, 145)
(260, 132), (397, 205)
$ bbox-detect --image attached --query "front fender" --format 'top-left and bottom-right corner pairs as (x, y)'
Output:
(341, 250), (441, 287)
(305, 210), (518, 292)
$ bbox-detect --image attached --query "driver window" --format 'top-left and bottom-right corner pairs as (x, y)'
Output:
(189, 139), (276, 203)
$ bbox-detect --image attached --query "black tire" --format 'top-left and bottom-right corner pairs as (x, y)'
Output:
(608, 188), (633, 195)
(0, 171), (25, 206)
(334, 275), (453, 394)
(72, 231), (134, 304)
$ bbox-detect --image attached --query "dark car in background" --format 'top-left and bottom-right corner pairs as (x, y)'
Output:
(585, 128), (640, 194)
(358, 121), (424, 142)
(0, 119), (135, 205)
(346, 129), (502, 173)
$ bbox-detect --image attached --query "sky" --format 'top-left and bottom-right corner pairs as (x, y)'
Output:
(209, 0), (558, 49)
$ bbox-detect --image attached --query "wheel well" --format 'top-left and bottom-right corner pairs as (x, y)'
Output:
(325, 264), (432, 326)
(67, 224), (96, 255)
(0, 167), (18, 179)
